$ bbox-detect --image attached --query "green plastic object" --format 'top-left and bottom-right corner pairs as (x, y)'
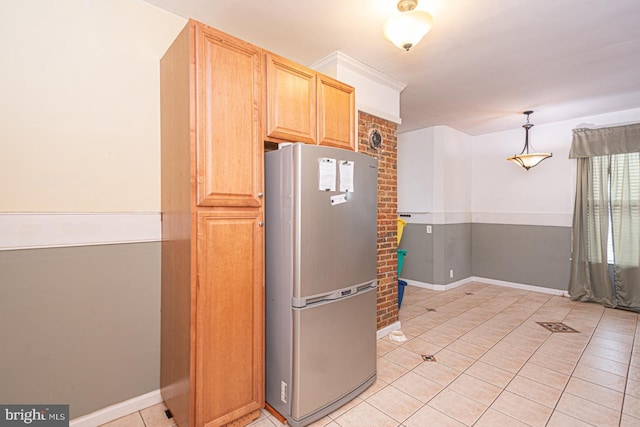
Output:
(397, 249), (407, 275)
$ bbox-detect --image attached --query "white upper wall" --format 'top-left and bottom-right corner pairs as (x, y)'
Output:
(440, 126), (472, 214)
(3, 0), (639, 219)
(398, 127), (435, 213)
(0, 0), (186, 212)
(472, 107), (640, 226)
(398, 125), (472, 223)
(398, 108), (640, 226)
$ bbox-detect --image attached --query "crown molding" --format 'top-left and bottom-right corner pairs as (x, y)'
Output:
(310, 51), (407, 93)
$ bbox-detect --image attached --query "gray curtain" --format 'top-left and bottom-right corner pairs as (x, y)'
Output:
(570, 123), (640, 157)
(569, 156), (615, 306)
(569, 123), (640, 310)
(611, 152), (640, 308)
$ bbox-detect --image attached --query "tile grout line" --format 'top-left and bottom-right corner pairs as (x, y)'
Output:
(539, 299), (608, 426)
(292, 285), (639, 427)
(409, 289), (506, 413)
(619, 311), (640, 426)
(400, 288), (639, 427)
(462, 293), (573, 426)
(375, 285), (496, 425)
(441, 289), (616, 426)
(401, 287), (559, 425)
(288, 285), (634, 427)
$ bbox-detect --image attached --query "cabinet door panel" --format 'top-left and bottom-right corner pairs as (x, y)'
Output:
(196, 26), (263, 207)
(265, 53), (316, 144)
(195, 210), (264, 427)
(317, 75), (355, 151)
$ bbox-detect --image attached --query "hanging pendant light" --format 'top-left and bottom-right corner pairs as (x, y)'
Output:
(383, 0), (433, 51)
(506, 111), (552, 170)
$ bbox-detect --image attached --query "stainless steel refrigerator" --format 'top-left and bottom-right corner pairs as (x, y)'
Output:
(265, 143), (378, 427)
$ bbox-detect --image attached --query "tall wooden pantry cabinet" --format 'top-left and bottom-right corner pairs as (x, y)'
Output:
(160, 20), (265, 427)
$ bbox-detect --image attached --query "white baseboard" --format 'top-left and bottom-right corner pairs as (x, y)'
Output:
(377, 321), (402, 339)
(471, 276), (570, 297)
(70, 389), (163, 427)
(400, 277), (472, 291)
(400, 276), (570, 297)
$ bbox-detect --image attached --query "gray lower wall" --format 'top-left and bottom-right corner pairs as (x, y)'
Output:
(399, 223), (472, 285)
(399, 223), (435, 283)
(0, 222), (571, 419)
(0, 242), (160, 419)
(399, 222), (571, 291)
(472, 223), (571, 291)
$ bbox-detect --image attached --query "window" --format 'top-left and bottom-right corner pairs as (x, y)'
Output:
(587, 153), (640, 265)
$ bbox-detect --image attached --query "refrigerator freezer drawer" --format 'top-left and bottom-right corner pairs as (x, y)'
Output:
(291, 287), (377, 421)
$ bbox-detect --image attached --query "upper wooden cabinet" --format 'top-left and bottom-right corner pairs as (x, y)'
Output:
(265, 53), (356, 150)
(317, 74), (356, 150)
(265, 53), (316, 145)
(195, 23), (264, 207)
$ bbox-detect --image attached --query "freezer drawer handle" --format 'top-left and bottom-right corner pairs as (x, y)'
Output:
(292, 280), (377, 308)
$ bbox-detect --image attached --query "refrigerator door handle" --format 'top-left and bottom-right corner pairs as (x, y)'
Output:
(292, 280), (377, 308)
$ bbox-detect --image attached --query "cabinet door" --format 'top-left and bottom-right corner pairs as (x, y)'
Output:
(195, 209), (264, 427)
(317, 75), (355, 151)
(265, 53), (316, 144)
(196, 25), (263, 207)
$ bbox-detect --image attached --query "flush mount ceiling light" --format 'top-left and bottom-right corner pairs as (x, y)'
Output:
(506, 111), (552, 171)
(383, 0), (433, 51)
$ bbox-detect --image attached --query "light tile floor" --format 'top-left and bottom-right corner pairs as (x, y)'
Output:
(103, 282), (640, 426)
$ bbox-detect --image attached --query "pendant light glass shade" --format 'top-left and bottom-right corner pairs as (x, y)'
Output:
(506, 152), (552, 170)
(507, 111), (552, 171)
(383, 0), (433, 51)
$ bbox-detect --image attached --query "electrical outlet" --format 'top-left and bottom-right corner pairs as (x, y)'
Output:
(280, 381), (287, 403)
(426, 225), (432, 234)
(449, 269), (454, 278)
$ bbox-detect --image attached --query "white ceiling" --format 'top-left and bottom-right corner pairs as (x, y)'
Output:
(144, 0), (640, 135)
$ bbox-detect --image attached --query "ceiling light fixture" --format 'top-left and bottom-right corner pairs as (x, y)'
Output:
(383, 0), (433, 51)
(506, 111), (552, 171)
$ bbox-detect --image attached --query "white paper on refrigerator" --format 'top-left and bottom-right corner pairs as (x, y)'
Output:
(318, 158), (336, 191)
(339, 160), (355, 192)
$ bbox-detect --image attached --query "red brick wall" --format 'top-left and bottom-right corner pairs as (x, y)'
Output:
(358, 111), (398, 330)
